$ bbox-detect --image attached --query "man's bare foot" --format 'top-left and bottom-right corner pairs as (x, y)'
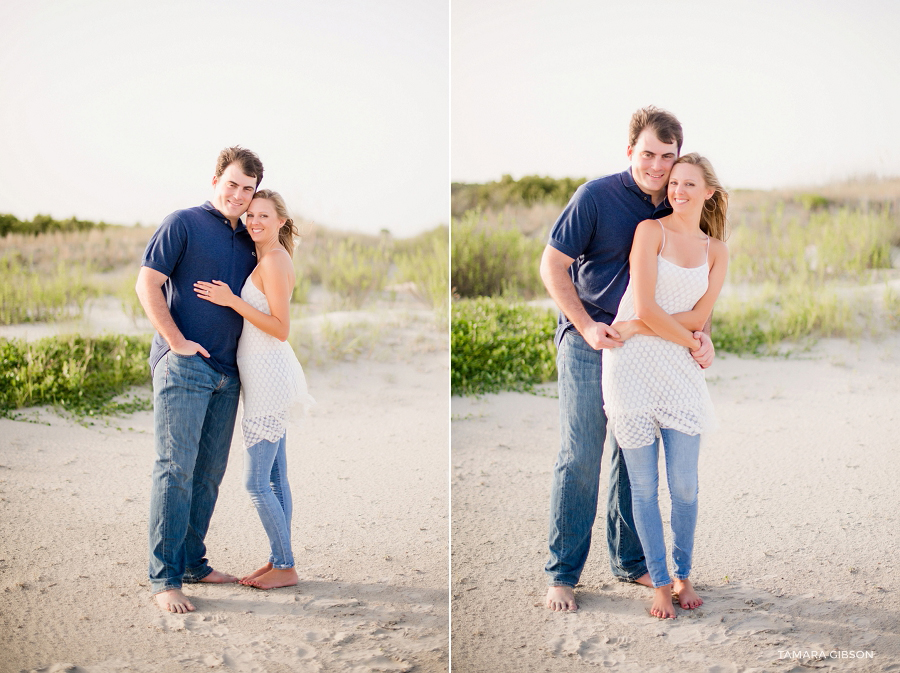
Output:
(242, 567), (298, 590)
(673, 578), (703, 609)
(154, 588), (195, 613)
(240, 562), (273, 583)
(649, 585), (677, 619)
(546, 585), (577, 612)
(631, 573), (653, 588)
(198, 568), (238, 584)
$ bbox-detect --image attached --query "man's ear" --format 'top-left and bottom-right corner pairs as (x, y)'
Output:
(211, 175), (219, 188)
(626, 145), (634, 159)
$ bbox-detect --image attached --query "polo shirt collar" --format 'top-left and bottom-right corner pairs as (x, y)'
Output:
(621, 168), (672, 211)
(201, 200), (247, 232)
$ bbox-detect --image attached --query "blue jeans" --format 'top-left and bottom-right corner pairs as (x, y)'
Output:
(545, 331), (647, 587)
(620, 428), (700, 588)
(244, 433), (294, 568)
(148, 353), (240, 594)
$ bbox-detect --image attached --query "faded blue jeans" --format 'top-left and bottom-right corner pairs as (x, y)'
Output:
(620, 428), (700, 588)
(244, 432), (294, 568)
(545, 331), (647, 587)
(148, 352), (240, 594)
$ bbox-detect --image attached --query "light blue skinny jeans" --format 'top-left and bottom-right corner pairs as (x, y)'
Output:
(620, 428), (700, 588)
(244, 432), (295, 569)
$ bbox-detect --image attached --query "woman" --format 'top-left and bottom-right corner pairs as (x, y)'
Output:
(602, 153), (728, 619)
(194, 189), (314, 590)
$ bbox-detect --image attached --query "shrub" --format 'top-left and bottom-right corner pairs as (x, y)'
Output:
(451, 211), (544, 298)
(451, 297), (557, 395)
(0, 334), (152, 416)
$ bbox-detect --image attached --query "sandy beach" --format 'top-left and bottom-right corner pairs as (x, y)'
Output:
(452, 337), (900, 672)
(0, 327), (449, 673)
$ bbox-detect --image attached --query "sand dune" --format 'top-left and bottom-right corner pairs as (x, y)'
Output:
(451, 337), (900, 672)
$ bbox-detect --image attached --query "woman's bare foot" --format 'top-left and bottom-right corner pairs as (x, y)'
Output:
(649, 585), (677, 619)
(242, 567), (298, 590)
(631, 573), (653, 588)
(545, 586), (577, 612)
(154, 589), (195, 613)
(199, 568), (238, 583)
(673, 578), (703, 609)
(240, 562), (273, 584)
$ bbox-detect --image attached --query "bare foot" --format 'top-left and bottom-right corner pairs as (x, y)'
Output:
(649, 585), (677, 619)
(242, 567), (298, 590)
(198, 568), (238, 584)
(673, 578), (703, 609)
(631, 573), (653, 588)
(546, 585), (577, 612)
(154, 588), (195, 613)
(240, 562), (273, 583)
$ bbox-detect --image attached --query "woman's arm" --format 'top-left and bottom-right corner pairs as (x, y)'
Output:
(619, 233), (728, 347)
(194, 250), (296, 342)
(629, 220), (700, 350)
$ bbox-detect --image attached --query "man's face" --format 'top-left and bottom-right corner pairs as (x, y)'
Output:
(626, 128), (678, 198)
(211, 163), (258, 221)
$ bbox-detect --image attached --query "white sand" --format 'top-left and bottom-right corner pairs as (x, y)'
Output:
(0, 338), (449, 673)
(451, 337), (900, 672)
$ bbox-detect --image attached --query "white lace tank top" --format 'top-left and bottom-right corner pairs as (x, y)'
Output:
(602, 221), (716, 449)
(236, 275), (315, 448)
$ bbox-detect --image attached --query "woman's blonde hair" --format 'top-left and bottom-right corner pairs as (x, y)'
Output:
(673, 153), (728, 241)
(251, 189), (299, 256)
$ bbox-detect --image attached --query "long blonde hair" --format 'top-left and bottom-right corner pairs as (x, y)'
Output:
(673, 153), (728, 241)
(251, 189), (299, 257)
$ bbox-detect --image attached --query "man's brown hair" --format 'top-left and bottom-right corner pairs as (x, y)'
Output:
(215, 146), (264, 188)
(628, 106), (683, 153)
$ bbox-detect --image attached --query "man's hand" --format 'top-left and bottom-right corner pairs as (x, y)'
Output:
(691, 331), (715, 369)
(169, 339), (210, 358)
(580, 321), (624, 350)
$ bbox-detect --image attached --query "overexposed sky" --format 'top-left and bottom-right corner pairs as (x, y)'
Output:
(452, 0), (900, 190)
(0, 0), (448, 236)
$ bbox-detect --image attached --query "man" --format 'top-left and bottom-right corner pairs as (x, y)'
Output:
(136, 146), (264, 613)
(540, 107), (714, 612)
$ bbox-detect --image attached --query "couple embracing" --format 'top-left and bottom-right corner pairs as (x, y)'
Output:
(542, 106), (729, 619)
(136, 147), (314, 614)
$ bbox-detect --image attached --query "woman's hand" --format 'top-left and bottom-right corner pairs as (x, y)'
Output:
(611, 320), (638, 342)
(194, 280), (235, 307)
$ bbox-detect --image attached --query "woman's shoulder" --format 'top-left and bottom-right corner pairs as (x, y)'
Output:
(258, 247), (294, 270)
(708, 236), (728, 256)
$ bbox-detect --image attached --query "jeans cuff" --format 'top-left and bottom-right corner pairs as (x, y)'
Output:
(183, 566), (213, 583)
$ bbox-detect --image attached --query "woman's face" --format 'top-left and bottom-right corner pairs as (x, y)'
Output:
(668, 163), (713, 212)
(245, 198), (285, 245)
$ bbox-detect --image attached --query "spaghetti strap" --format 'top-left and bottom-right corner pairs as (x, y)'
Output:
(656, 219), (666, 256)
(705, 235), (710, 263)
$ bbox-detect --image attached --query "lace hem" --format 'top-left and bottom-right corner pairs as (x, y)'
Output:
(607, 404), (716, 450)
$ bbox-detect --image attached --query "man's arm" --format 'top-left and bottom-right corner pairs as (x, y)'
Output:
(135, 266), (209, 357)
(539, 245), (623, 350)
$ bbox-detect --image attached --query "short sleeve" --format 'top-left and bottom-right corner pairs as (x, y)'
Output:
(547, 183), (598, 260)
(141, 212), (187, 278)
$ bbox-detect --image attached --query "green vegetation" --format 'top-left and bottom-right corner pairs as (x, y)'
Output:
(0, 258), (96, 325)
(451, 298), (556, 396)
(452, 210), (544, 298)
(0, 335), (152, 418)
(0, 212), (110, 237)
(452, 175), (586, 218)
(395, 225), (450, 326)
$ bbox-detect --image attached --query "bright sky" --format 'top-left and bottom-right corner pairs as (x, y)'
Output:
(452, 0), (900, 191)
(0, 0), (448, 237)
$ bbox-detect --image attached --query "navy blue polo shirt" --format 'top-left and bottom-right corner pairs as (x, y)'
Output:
(142, 201), (257, 377)
(547, 168), (672, 347)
